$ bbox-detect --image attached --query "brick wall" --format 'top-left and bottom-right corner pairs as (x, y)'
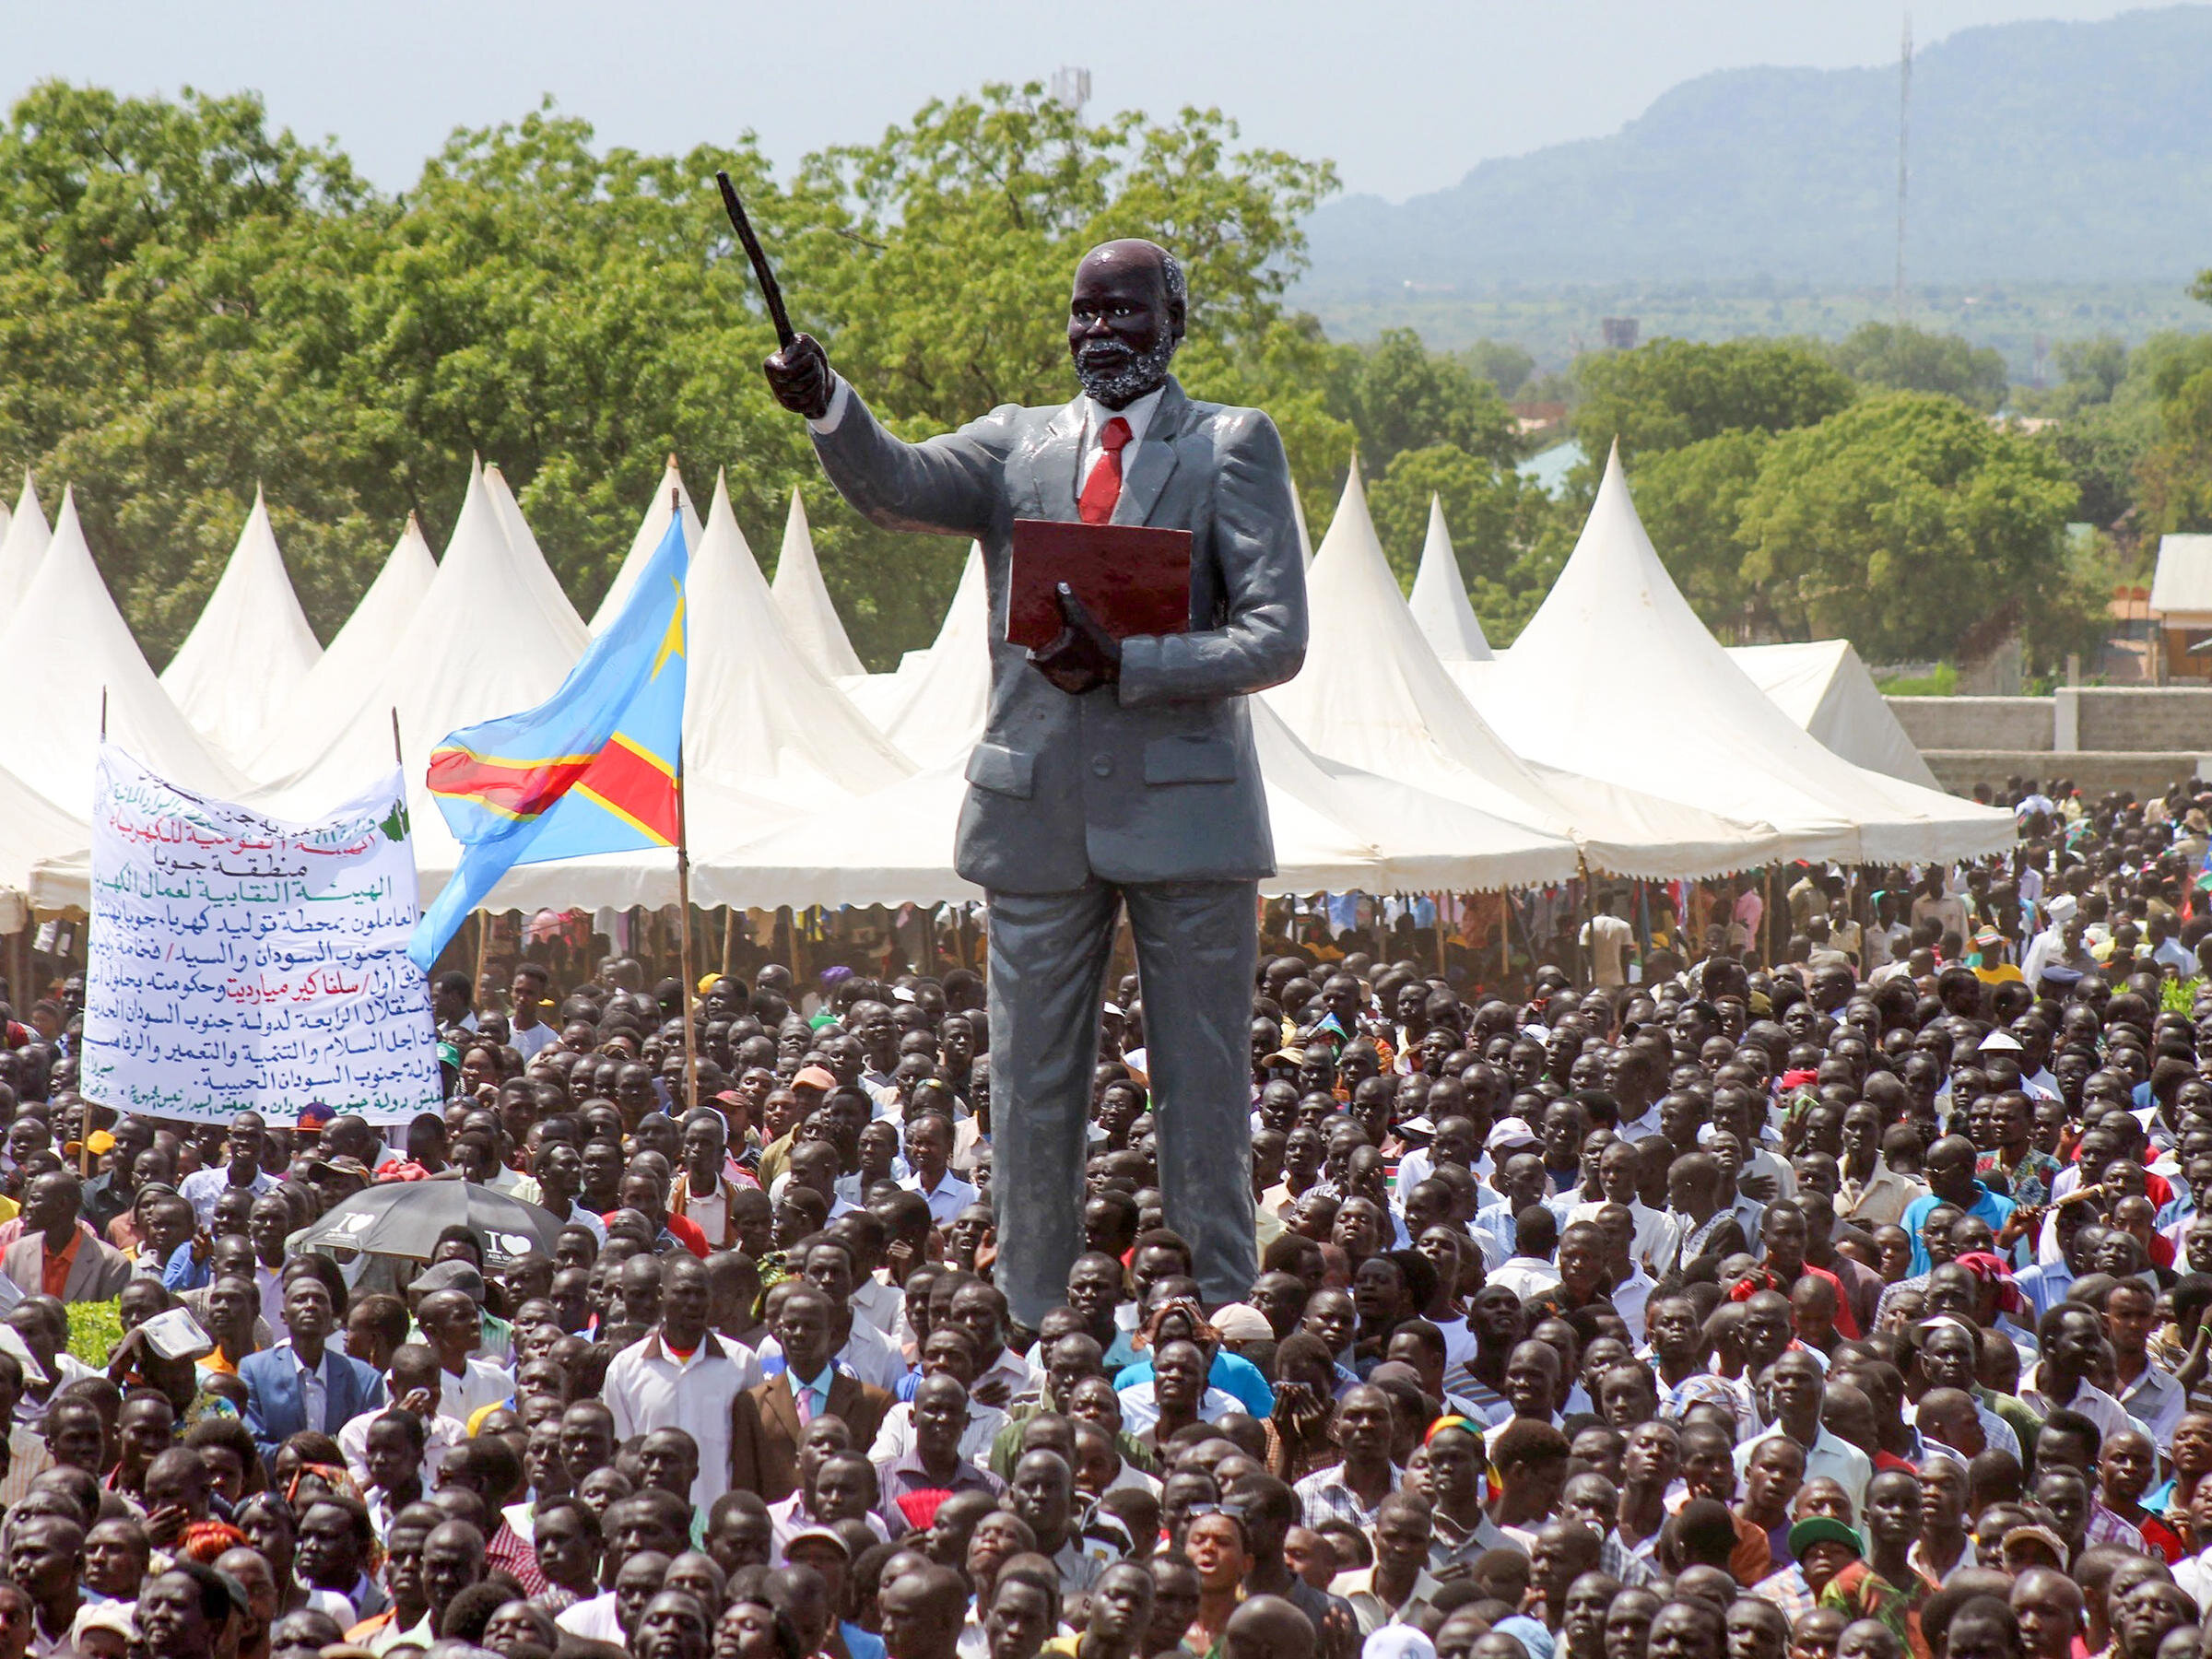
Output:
(2073, 688), (2212, 751)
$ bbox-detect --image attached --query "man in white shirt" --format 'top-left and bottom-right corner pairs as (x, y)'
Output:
(506, 964), (560, 1061)
(1734, 1349), (1871, 1515)
(604, 1255), (757, 1512)
(2019, 1306), (2138, 1447)
(1580, 895), (1636, 990)
(414, 1285), (513, 1426)
(898, 1112), (981, 1228)
(337, 1342), (470, 1489)
(179, 1112), (278, 1228)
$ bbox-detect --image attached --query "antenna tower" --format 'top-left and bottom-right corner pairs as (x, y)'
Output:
(1895, 14), (1912, 325)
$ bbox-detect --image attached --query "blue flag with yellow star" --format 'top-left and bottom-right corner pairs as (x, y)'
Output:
(408, 515), (688, 969)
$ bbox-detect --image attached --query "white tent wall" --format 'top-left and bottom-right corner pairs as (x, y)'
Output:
(0, 488), (252, 817)
(1728, 639), (1942, 790)
(588, 457), (703, 633)
(771, 488), (868, 680)
(1476, 447), (2013, 865)
(0, 473), (51, 615)
(1407, 495), (1492, 664)
(160, 487), (324, 766)
(1264, 461), (1783, 880)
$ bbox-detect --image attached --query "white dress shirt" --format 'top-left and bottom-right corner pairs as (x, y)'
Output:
(604, 1328), (760, 1511)
(899, 1168), (983, 1229)
(285, 1341), (331, 1433)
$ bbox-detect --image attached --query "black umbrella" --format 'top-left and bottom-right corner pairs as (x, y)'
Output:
(292, 1175), (565, 1269)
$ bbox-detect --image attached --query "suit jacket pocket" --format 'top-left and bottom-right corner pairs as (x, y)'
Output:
(964, 743), (1036, 799)
(1143, 735), (1240, 785)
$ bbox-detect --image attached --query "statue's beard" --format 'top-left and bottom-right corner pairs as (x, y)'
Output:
(1074, 334), (1178, 406)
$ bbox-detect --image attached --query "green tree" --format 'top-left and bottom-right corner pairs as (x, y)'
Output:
(1367, 443), (1554, 593)
(1325, 329), (1518, 477)
(1572, 337), (1854, 462)
(1829, 322), (2008, 413)
(1628, 429), (1772, 631)
(0, 80), (1346, 669)
(1735, 392), (2082, 665)
(1457, 339), (1536, 401)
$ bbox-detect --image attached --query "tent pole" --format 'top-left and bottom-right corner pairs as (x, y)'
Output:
(722, 907), (736, 978)
(677, 744), (699, 1115)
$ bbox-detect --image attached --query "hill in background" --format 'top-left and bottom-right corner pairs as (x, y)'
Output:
(1300, 6), (2212, 370)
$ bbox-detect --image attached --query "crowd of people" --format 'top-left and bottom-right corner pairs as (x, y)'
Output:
(3, 781), (2212, 1659)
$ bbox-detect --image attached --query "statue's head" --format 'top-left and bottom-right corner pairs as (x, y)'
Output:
(1067, 239), (1185, 408)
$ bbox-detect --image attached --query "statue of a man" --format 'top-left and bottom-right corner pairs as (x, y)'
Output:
(762, 239), (1308, 1323)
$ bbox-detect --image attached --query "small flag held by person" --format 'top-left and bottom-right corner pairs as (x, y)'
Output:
(407, 514), (688, 968)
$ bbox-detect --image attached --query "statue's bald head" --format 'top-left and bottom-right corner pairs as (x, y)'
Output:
(1068, 240), (1186, 406)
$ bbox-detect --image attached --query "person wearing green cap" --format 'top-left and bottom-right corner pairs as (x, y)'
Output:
(1817, 1471), (1939, 1659)
(1752, 1509), (1863, 1627)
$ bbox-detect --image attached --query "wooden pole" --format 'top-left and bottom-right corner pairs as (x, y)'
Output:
(676, 485), (699, 1115)
(722, 906), (736, 978)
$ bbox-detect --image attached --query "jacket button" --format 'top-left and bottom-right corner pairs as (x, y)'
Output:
(1090, 753), (1113, 778)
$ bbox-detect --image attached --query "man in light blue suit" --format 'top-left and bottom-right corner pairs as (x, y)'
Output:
(240, 1274), (386, 1472)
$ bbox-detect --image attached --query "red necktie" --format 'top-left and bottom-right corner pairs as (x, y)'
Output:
(1078, 417), (1133, 525)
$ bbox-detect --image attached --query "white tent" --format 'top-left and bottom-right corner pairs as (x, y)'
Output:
(1291, 477), (1314, 568)
(160, 488), (324, 765)
(0, 473), (50, 615)
(1265, 463), (1783, 879)
(1728, 639), (1941, 789)
(244, 516), (439, 784)
(771, 488), (868, 680)
(1408, 495), (1492, 663)
(0, 488), (251, 817)
(700, 695), (1581, 909)
(1473, 447), (2014, 865)
(399, 472), (915, 915)
(253, 465), (588, 830)
(589, 457), (703, 633)
(0, 764), (89, 928)
(481, 465), (592, 651)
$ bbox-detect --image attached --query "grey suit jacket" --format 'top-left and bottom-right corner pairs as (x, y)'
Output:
(812, 375), (1308, 893)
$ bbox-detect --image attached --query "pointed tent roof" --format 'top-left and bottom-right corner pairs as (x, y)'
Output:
(160, 488), (324, 764)
(771, 488), (868, 679)
(481, 465), (591, 648)
(1479, 446), (2012, 864)
(878, 547), (991, 768)
(1291, 477), (1314, 568)
(1265, 460), (1782, 879)
(1728, 638), (1941, 789)
(679, 471), (912, 800)
(1408, 496), (1491, 663)
(0, 472), (51, 614)
(589, 457), (704, 633)
(252, 465), (588, 819)
(244, 516), (438, 783)
(0, 488), (251, 814)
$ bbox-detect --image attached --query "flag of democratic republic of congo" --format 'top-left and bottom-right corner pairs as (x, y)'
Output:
(407, 516), (688, 969)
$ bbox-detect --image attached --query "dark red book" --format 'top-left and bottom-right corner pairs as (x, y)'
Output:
(1006, 518), (1193, 650)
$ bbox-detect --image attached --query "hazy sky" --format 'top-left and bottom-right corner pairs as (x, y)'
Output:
(0, 0), (2167, 202)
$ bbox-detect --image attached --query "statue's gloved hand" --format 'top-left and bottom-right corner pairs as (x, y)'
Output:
(1028, 582), (1121, 695)
(763, 333), (835, 419)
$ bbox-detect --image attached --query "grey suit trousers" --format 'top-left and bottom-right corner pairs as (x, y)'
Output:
(985, 877), (1259, 1326)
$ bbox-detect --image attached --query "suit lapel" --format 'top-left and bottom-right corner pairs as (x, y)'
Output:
(1112, 380), (1186, 528)
(1019, 398), (1086, 521)
(766, 1376), (803, 1441)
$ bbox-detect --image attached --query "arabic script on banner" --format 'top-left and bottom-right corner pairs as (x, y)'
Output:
(84, 744), (442, 1124)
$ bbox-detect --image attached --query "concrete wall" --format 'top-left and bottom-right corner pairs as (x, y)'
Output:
(2072, 688), (2212, 752)
(1920, 750), (2207, 797)
(1888, 697), (2054, 752)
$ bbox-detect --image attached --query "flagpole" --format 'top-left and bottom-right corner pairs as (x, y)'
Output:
(674, 488), (699, 1115)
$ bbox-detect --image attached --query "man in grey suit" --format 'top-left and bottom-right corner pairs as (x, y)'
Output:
(764, 239), (1308, 1324)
